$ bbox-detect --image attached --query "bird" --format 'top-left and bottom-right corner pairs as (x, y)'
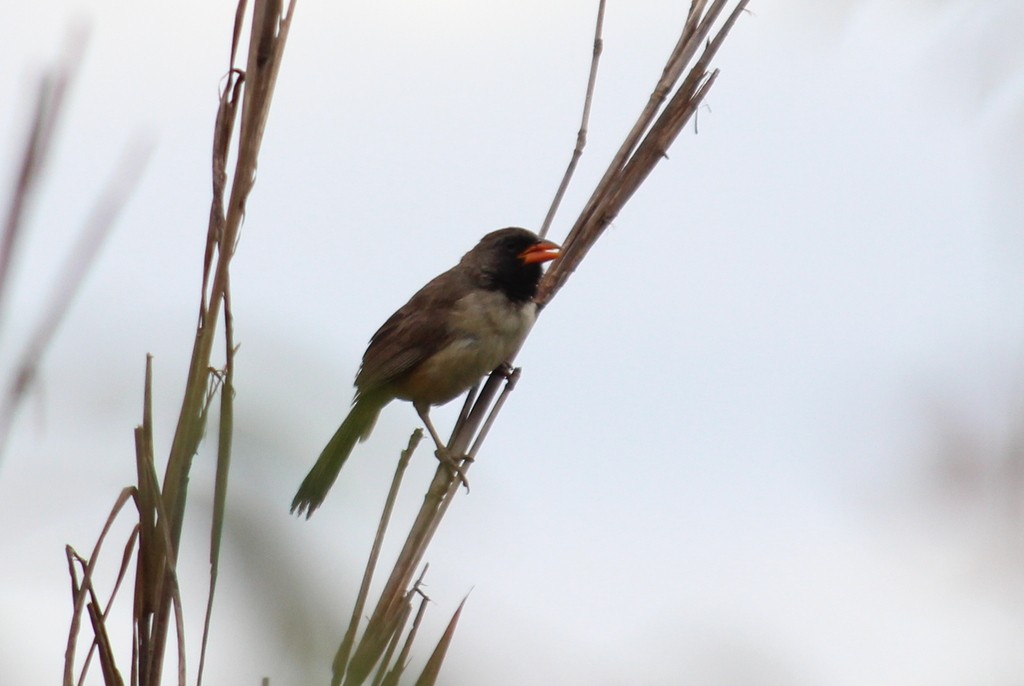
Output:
(291, 227), (561, 518)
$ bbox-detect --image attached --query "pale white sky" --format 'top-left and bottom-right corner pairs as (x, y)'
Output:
(2, 1), (1023, 685)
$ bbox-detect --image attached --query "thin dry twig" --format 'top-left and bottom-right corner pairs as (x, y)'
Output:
(197, 280), (237, 686)
(0, 137), (152, 455)
(131, 356), (161, 686)
(380, 581), (431, 686)
(84, 584), (124, 686)
(63, 488), (136, 686)
(0, 28), (86, 331)
(368, 601), (411, 686)
(333, 429), (424, 686)
(75, 525), (140, 686)
(538, 0), (606, 240)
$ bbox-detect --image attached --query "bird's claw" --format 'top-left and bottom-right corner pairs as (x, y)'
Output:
(495, 361), (515, 379)
(435, 448), (472, 492)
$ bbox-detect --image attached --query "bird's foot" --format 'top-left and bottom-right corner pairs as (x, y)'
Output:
(435, 448), (472, 493)
(495, 361), (516, 379)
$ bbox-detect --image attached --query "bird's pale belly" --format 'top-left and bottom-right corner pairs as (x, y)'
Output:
(395, 292), (536, 406)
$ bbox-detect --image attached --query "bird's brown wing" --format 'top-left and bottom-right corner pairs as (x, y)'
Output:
(354, 266), (469, 394)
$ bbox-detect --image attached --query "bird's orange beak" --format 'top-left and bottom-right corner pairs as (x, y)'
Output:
(519, 240), (561, 265)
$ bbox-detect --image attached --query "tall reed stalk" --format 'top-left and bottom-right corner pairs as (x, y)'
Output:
(58, 2), (297, 685)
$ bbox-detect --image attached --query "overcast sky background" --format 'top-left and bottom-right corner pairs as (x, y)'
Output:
(2, 1), (1023, 684)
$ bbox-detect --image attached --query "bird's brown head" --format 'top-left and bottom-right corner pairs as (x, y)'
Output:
(463, 227), (561, 303)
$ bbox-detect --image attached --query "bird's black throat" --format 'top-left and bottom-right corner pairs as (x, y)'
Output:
(482, 261), (542, 303)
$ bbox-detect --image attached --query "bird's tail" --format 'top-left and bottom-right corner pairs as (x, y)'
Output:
(291, 392), (389, 518)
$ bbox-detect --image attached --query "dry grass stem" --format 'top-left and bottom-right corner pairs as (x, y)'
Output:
(369, 601), (411, 686)
(380, 585), (431, 686)
(145, 1), (297, 680)
(333, 429), (424, 685)
(467, 366), (521, 460)
(343, 565), (429, 685)
(0, 29), (85, 328)
(73, 526), (140, 686)
(0, 137), (151, 454)
(58, 1), (296, 683)
(538, 0), (750, 305)
(413, 594), (468, 686)
(63, 487), (135, 686)
(162, 0), (296, 547)
(135, 406), (189, 686)
(538, 0), (606, 240)
(449, 381), (480, 441)
(197, 284), (237, 686)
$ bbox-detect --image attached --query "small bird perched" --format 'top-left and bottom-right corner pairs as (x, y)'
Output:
(291, 227), (561, 518)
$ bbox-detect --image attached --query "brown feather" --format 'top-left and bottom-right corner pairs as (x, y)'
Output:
(354, 264), (470, 394)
